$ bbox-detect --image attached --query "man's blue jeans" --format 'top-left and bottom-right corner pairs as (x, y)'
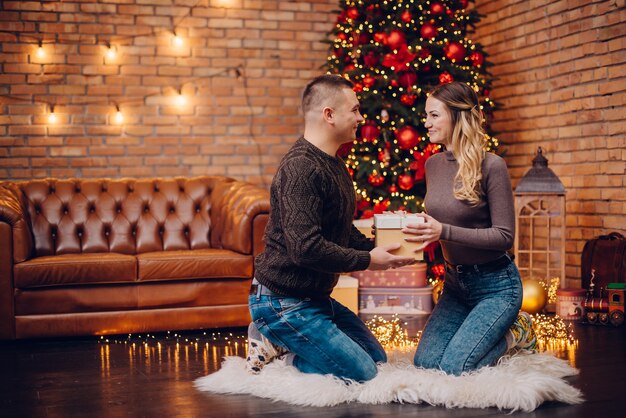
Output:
(248, 293), (386, 382)
(413, 259), (522, 375)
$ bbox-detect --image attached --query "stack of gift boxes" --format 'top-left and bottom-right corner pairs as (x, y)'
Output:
(350, 213), (433, 316)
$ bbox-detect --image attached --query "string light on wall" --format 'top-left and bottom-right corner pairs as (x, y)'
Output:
(48, 105), (57, 124)
(175, 89), (187, 107)
(114, 105), (124, 124)
(36, 41), (45, 58)
(0, 1), (250, 129)
(172, 31), (184, 47)
(105, 42), (117, 61)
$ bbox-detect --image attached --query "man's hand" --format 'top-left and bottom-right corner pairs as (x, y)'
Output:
(368, 244), (415, 270)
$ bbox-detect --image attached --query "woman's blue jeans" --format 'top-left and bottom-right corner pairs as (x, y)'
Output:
(413, 259), (522, 376)
(248, 293), (386, 382)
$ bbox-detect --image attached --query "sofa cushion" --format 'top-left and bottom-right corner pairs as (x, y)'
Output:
(14, 253), (137, 288)
(137, 249), (252, 281)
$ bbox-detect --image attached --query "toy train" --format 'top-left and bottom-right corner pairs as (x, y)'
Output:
(581, 283), (625, 326)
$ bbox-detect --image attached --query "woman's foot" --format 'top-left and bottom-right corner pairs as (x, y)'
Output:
(246, 322), (286, 374)
(507, 311), (537, 352)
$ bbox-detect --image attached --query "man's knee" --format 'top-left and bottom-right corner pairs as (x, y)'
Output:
(348, 360), (379, 382)
(413, 347), (442, 370)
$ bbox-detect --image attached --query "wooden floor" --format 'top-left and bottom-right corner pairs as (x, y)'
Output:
(1, 317), (625, 418)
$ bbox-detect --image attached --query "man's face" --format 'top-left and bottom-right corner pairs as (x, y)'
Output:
(332, 88), (364, 142)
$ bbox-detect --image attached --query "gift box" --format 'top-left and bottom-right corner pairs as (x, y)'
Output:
(352, 263), (427, 288)
(374, 213), (424, 260)
(359, 286), (433, 315)
(331, 275), (359, 314)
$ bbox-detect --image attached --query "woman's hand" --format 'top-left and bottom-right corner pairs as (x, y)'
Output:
(402, 213), (442, 251)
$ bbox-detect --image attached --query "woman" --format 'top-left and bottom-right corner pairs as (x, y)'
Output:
(404, 81), (536, 376)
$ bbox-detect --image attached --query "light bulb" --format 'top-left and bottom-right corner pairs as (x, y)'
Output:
(172, 33), (183, 47)
(115, 109), (124, 124)
(48, 108), (57, 124)
(106, 46), (117, 60)
(36, 43), (45, 58)
(175, 93), (186, 106)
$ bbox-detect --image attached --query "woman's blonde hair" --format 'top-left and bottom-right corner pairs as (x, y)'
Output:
(429, 82), (486, 206)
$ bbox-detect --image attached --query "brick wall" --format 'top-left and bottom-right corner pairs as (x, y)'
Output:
(0, 0), (337, 185)
(474, 0), (626, 285)
(1, 0), (624, 284)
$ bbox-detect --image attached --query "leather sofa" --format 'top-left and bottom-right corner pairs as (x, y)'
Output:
(0, 176), (269, 339)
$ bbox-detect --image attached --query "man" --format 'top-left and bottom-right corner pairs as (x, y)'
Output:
(246, 74), (414, 382)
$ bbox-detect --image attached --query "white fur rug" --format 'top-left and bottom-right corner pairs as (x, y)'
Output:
(194, 350), (583, 412)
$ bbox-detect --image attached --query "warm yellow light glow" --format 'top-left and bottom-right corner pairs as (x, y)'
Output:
(175, 93), (186, 106)
(48, 107), (57, 124)
(106, 46), (117, 60)
(115, 109), (124, 124)
(172, 33), (184, 47)
(36, 44), (45, 58)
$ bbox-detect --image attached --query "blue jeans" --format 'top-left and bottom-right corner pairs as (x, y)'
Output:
(413, 258), (522, 375)
(248, 294), (386, 382)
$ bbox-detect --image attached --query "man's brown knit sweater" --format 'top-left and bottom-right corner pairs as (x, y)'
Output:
(254, 137), (374, 298)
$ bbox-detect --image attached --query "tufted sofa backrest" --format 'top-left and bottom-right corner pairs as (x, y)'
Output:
(17, 176), (234, 257)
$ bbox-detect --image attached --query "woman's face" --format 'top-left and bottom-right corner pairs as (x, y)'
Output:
(424, 96), (453, 149)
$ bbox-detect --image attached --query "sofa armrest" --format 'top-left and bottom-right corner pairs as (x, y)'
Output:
(0, 184), (33, 263)
(0, 222), (16, 339)
(210, 180), (270, 255)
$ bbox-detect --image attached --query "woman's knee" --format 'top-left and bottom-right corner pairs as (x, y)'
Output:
(413, 346), (442, 370)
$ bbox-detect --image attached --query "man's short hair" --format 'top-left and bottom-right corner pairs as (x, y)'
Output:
(301, 74), (354, 115)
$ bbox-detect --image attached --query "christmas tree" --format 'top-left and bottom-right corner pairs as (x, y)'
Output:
(325, 0), (499, 281)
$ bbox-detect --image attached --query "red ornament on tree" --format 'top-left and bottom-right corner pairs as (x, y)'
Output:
(360, 121), (380, 141)
(419, 47), (431, 59)
(439, 72), (454, 84)
(386, 30), (406, 50)
(389, 184), (398, 194)
(373, 32), (387, 44)
(363, 51), (379, 67)
(430, 3), (445, 15)
(444, 41), (466, 62)
(458, 0), (469, 9)
(398, 173), (414, 191)
(353, 32), (369, 46)
(374, 199), (390, 213)
(361, 209), (374, 219)
(420, 22), (437, 39)
(400, 94), (417, 106)
(469, 51), (484, 66)
(362, 74), (376, 88)
(344, 64), (355, 72)
(395, 125), (419, 150)
(368, 173), (385, 187)
(337, 33), (347, 41)
(401, 10), (412, 23)
(353, 82), (364, 92)
(346, 7), (359, 20)
(398, 71), (417, 88)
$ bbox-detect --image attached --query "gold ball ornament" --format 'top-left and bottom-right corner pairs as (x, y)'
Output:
(432, 281), (444, 304)
(521, 279), (548, 314)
